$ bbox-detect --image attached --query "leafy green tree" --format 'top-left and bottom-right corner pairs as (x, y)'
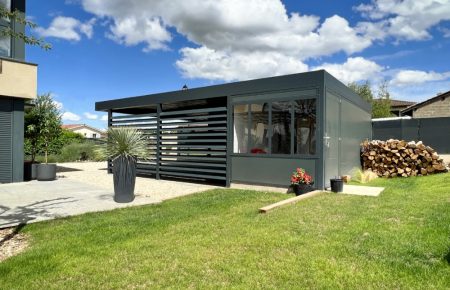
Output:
(0, 5), (51, 50)
(24, 94), (62, 163)
(348, 81), (393, 118)
(372, 81), (392, 118)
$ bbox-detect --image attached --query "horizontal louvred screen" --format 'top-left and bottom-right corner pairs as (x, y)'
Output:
(0, 99), (13, 183)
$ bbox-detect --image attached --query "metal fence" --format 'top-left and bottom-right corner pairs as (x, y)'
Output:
(372, 117), (450, 153)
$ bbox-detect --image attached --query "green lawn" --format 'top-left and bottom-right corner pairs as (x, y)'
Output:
(1, 174), (450, 289)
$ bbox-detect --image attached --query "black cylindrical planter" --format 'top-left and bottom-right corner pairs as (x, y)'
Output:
(37, 164), (57, 181)
(24, 161), (32, 181)
(292, 183), (314, 196)
(113, 155), (137, 203)
(330, 178), (344, 193)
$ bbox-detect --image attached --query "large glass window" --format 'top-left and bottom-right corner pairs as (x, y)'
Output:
(0, 0), (11, 11)
(0, 34), (10, 57)
(233, 104), (249, 153)
(271, 101), (291, 154)
(233, 97), (317, 156)
(294, 99), (316, 155)
(250, 103), (269, 154)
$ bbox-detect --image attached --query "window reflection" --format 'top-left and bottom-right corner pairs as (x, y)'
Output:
(233, 104), (249, 153)
(272, 101), (291, 154)
(250, 103), (268, 154)
(294, 99), (316, 155)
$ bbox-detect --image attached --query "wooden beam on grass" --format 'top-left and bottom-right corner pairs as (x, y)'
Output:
(259, 190), (323, 213)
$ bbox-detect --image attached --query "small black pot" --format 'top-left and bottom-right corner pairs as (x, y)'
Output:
(292, 183), (314, 196)
(37, 163), (57, 181)
(24, 161), (32, 181)
(113, 155), (137, 203)
(330, 178), (344, 193)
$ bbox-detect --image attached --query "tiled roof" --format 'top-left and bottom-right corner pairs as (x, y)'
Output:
(401, 90), (450, 113)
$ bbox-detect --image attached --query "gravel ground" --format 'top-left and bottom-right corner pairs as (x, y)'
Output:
(0, 227), (28, 262)
(56, 162), (218, 200)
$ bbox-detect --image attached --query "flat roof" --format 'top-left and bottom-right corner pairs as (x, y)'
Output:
(95, 70), (370, 112)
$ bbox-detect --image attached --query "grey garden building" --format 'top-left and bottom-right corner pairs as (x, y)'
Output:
(96, 70), (371, 189)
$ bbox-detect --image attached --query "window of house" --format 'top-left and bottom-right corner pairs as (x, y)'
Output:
(93, 133), (97, 138)
(249, 103), (269, 154)
(271, 101), (291, 154)
(0, 34), (10, 57)
(0, 0), (11, 11)
(233, 104), (249, 153)
(294, 99), (316, 155)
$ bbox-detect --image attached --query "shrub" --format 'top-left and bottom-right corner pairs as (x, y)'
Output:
(58, 142), (106, 162)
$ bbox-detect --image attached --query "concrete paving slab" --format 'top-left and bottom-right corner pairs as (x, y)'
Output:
(0, 179), (161, 229)
(336, 184), (384, 197)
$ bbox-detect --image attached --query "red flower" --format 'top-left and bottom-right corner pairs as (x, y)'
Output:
(290, 167), (313, 185)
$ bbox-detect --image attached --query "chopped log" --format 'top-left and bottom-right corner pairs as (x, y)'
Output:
(361, 139), (447, 178)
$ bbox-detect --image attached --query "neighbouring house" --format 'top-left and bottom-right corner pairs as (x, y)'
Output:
(0, 0), (37, 183)
(62, 124), (106, 139)
(96, 70), (371, 189)
(389, 99), (416, 116)
(401, 90), (450, 118)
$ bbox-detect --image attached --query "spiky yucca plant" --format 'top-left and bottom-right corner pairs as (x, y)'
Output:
(106, 127), (148, 160)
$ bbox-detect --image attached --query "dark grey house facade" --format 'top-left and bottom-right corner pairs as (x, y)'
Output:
(96, 70), (371, 189)
(0, 0), (37, 183)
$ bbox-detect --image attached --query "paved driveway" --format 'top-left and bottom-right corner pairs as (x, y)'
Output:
(0, 162), (217, 229)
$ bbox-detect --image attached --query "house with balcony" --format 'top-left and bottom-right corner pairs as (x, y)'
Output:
(0, 0), (37, 183)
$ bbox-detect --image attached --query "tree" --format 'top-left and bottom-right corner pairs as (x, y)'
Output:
(348, 81), (393, 118)
(24, 94), (62, 163)
(372, 81), (392, 118)
(0, 5), (51, 50)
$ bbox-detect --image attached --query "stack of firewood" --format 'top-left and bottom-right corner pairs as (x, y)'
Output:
(361, 139), (448, 177)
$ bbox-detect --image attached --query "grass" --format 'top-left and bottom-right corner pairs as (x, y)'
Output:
(1, 174), (449, 289)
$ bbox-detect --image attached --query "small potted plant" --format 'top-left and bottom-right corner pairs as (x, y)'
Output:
(290, 168), (314, 195)
(105, 127), (148, 203)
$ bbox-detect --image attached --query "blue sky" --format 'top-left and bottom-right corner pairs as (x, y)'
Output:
(26, 0), (450, 129)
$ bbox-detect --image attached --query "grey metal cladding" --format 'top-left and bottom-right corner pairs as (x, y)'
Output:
(0, 99), (13, 183)
(95, 70), (325, 111)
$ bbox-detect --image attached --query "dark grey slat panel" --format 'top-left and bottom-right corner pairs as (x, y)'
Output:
(161, 114), (227, 122)
(159, 150), (226, 155)
(160, 120), (226, 127)
(111, 119), (157, 124)
(160, 107), (226, 116)
(159, 166), (225, 174)
(112, 113), (157, 120)
(161, 133), (227, 138)
(160, 139), (226, 144)
(160, 126), (227, 133)
(159, 145), (226, 150)
(160, 161), (226, 168)
(159, 171), (226, 180)
(160, 156), (226, 162)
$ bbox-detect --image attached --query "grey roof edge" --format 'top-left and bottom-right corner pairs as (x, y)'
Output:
(95, 70), (327, 111)
(323, 71), (372, 113)
(401, 90), (450, 113)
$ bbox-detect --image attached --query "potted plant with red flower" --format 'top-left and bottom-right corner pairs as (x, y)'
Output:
(290, 168), (314, 195)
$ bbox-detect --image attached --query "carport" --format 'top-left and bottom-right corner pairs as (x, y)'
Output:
(95, 70), (371, 189)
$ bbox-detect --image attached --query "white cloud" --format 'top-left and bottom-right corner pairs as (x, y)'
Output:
(390, 70), (450, 86)
(355, 0), (450, 41)
(81, 0), (372, 80)
(62, 111), (81, 121)
(36, 16), (96, 41)
(84, 112), (98, 120)
(177, 47), (308, 82)
(52, 100), (63, 110)
(313, 57), (384, 84)
(100, 115), (108, 121)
